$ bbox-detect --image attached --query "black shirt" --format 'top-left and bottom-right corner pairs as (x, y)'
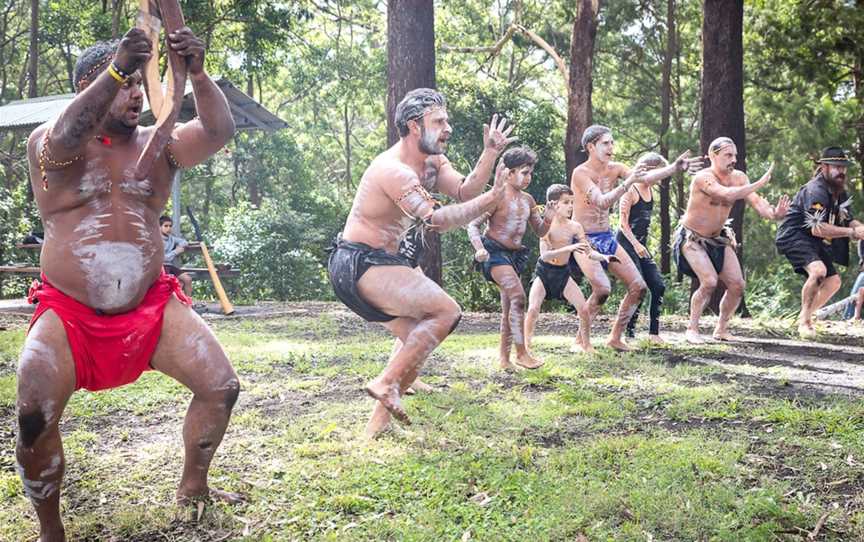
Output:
(776, 173), (854, 266)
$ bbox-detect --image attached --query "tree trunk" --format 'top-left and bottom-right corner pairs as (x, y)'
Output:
(564, 0), (602, 178)
(27, 0), (37, 98)
(112, 0), (123, 39)
(659, 0), (676, 274)
(854, 0), (864, 197)
(386, 0), (439, 283)
(698, 0), (747, 315)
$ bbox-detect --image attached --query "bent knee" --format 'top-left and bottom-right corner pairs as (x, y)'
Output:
(17, 409), (49, 448)
(699, 277), (718, 292)
(593, 286), (612, 304)
(630, 279), (647, 296)
(726, 279), (746, 296)
(217, 377), (241, 410)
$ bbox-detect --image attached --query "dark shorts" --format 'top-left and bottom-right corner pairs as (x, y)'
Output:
(327, 238), (413, 322)
(673, 225), (728, 279)
(533, 259), (571, 301)
(475, 236), (530, 283)
(777, 237), (838, 278)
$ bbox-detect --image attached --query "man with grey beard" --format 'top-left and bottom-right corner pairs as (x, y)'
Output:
(776, 147), (864, 338)
(328, 88), (515, 438)
(675, 136), (789, 343)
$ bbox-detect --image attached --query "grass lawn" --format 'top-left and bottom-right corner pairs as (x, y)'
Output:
(0, 307), (862, 541)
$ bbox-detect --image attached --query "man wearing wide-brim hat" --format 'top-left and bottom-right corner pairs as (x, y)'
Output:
(776, 146), (864, 338)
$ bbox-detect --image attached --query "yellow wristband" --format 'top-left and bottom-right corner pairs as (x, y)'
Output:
(107, 63), (128, 83)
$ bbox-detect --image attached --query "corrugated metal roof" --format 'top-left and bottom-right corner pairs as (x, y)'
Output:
(0, 78), (287, 133)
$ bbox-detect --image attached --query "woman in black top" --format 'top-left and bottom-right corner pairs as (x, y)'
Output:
(617, 153), (668, 342)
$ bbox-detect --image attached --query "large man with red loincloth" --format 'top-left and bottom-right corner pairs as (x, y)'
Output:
(17, 27), (239, 542)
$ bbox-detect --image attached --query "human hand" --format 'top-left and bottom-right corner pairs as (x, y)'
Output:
(634, 242), (649, 258)
(543, 200), (558, 221)
(673, 149), (693, 172)
(572, 242), (591, 255)
(685, 155), (709, 175)
(756, 163), (775, 188)
(175, 245), (186, 255)
(852, 226), (864, 240)
(773, 195), (790, 220)
(113, 28), (153, 75)
(492, 160), (507, 194)
(626, 164), (648, 187)
(475, 248), (490, 262)
(483, 114), (517, 154)
(168, 27), (205, 74)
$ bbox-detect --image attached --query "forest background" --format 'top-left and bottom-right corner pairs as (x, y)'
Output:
(0, 0), (862, 318)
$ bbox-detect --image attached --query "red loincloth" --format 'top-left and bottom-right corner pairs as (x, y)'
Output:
(27, 271), (192, 392)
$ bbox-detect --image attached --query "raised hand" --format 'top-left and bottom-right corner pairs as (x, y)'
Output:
(113, 28), (153, 75)
(756, 163), (775, 188)
(672, 150), (693, 172)
(685, 155), (709, 175)
(483, 114), (517, 154)
(168, 27), (206, 74)
(543, 200), (558, 221)
(773, 194), (790, 220)
(492, 160), (508, 193)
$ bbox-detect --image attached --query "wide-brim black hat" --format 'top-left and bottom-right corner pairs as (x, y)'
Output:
(817, 146), (853, 167)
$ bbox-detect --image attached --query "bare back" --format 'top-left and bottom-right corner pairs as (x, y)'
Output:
(28, 124), (175, 314)
(681, 168), (747, 237)
(570, 161), (628, 233)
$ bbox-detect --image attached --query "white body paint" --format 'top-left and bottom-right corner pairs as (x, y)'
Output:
(72, 241), (147, 310)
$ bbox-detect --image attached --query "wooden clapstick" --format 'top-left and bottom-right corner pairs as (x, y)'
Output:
(134, 0), (187, 181)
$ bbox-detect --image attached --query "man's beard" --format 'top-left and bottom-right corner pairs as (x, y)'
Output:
(725, 162), (736, 172)
(104, 116), (137, 135)
(826, 172), (846, 190)
(418, 126), (444, 155)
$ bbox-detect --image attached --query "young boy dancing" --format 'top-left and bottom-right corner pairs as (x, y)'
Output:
(524, 184), (615, 355)
(467, 147), (554, 370)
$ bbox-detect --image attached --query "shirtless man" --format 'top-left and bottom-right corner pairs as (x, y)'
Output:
(328, 88), (510, 438)
(775, 147), (864, 337)
(524, 184), (610, 355)
(466, 147), (553, 370)
(674, 136), (789, 343)
(570, 125), (698, 350)
(18, 28), (239, 542)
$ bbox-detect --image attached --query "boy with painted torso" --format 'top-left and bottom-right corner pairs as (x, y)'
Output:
(524, 184), (613, 355)
(467, 147), (554, 370)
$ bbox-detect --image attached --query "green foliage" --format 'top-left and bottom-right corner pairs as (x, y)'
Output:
(212, 198), (336, 301)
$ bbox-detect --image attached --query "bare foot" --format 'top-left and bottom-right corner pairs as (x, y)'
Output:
(409, 379), (435, 393)
(365, 379), (410, 424)
(647, 334), (665, 344)
(569, 341), (595, 354)
(606, 338), (631, 351)
(177, 487), (245, 506)
(684, 329), (705, 344)
(499, 358), (518, 371)
(364, 404), (392, 439)
(798, 324), (817, 339)
(712, 330), (741, 342)
(515, 351), (544, 369)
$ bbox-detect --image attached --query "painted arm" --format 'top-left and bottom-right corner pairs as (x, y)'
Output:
(435, 115), (516, 201)
(168, 28), (236, 168)
(617, 189), (647, 257)
(747, 192), (789, 221)
(527, 196), (554, 237)
(696, 165), (773, 204)
(50, 29), (152, 158)
(572, 167), (644, 210)
(467, 212), (491, 260)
